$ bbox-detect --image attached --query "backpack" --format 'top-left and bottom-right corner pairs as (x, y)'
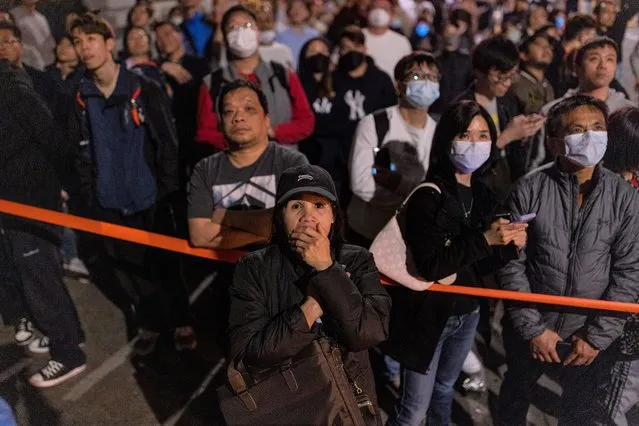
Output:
(372, 109), (389, 149)
(209, 61), (291, 112)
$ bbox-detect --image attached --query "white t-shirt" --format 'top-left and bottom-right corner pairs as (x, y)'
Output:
(348, 105), (437, 240)
(362, 28), (413, 80)
(10, 6), (55, 66)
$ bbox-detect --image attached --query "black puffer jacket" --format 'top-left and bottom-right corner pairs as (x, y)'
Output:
(498, 162), (639, 350)
(228, 244), (391, 420)
(0, 60), (68, 242)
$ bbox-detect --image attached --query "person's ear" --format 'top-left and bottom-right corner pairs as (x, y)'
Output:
(106, 37), (115, 54)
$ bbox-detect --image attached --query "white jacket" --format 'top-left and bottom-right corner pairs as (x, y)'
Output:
(347, 106), (437, 240)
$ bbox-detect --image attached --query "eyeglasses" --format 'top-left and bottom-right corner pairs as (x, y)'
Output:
(489, 70), (517, 84)
(405, 71), (440, 83)
(0, 38), (20, 46)
(226, 21), (255, 32)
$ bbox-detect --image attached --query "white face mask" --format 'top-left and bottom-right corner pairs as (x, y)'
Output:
(170, 17), (183, 27)
(368, 8), (391, 28)
(450, 141), (492, 173)
(562, 130), (608, 168)
(227, 27), (259, 58)
(260, 29), (276, 45)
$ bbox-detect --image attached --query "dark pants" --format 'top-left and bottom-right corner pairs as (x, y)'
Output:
(499, 323), (605, 426)
(78, 205), (190, 332)
(0, 228), (85, 366)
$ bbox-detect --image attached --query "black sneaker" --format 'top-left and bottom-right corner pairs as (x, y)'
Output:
(28, 336), (50, 354)
(29, 360), (86, 388)
(15, 318), (35, 346)
(133, 330), (160, 356)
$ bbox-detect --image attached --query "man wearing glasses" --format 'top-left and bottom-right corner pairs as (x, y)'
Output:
(455, 36), (545, 199)
(348, 52), (439, 249)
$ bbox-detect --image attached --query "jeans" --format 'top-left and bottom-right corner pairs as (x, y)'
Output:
(385, 355), (401, 382)
(60, 203), (78, 262)
(387, 308), (480, 426)
(0, 397), (17, 426)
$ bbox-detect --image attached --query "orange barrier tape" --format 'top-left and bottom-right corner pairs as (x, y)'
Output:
(1, 199), (639, 314)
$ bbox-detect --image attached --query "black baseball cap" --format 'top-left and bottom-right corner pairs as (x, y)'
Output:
(275, 164), (338, 205)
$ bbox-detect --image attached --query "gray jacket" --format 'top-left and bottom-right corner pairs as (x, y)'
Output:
(498, 163), (639, 350)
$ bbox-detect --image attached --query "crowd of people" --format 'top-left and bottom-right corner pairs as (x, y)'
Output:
(2, 0), (639, 423)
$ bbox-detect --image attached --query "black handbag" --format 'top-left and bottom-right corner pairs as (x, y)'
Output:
(217, 337), (370, 425)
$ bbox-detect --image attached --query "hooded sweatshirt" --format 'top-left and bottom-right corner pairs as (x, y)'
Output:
(530, 88), (635, 170)
(0, 60), (67, 240)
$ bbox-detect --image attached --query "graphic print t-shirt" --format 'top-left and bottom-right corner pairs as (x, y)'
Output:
(188, 142), (308, 217)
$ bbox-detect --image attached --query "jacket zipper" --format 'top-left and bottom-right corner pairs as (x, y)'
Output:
(554, 176), (596, 334)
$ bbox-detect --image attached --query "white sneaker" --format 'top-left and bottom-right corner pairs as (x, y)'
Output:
(28, 336), (50, 354)
(29, 360), (86, 388)
(63, 257), (89, 277)
(15, 318), (35, 346)
(462, 350), (483, 375)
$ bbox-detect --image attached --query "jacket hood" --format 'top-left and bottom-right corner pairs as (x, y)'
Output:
(560, 87), (631, 113)
(0, 59), (32, 91)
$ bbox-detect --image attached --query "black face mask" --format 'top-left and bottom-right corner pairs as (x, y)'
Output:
(338, 51), (365, 72)
(305, 53), (330, 73)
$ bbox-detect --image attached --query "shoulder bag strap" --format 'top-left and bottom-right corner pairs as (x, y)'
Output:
(399, 182), (441, 211)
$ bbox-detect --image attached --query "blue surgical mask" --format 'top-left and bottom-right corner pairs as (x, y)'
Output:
(450, 141), (492, 173)
(405, 80), (440, 109)
(563, 130), (607, 168)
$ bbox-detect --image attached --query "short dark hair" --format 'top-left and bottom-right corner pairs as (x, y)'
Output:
(519, 28), (551, 54)
(429, 100), (499, 176)
(153, 20), (180, 33)
(127, 2), (153, 27)
(604, 107), (639, 174)
(472, 36), (519, 74)
(217, 79), (269, 127)
(545, 95), (609, 139)
(575, 36), (618, 68)
(394, 52), (438, 81)
(0, 20), (20, 40)
(337, 25), (366, 47)
(564, 14), (597, 42)
(220, 5), (258, 35)
(70, 12), (115, 40)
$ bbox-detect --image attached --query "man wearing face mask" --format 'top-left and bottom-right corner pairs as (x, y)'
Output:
(497, 95), (639, 425)
(195, 5), (314, 151)
(330, 25), (397, 203)
(429, 22), (473, 119)
(253, 1), (294, 68)
(361, 0), (412, 79)
(533, 38), (634, 169)
(347, 52), (439, 247)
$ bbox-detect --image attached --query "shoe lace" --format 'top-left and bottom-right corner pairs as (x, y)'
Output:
(42, 361), (64, 378)
(17, 319), (31, 333)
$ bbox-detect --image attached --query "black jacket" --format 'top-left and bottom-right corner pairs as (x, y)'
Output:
(381, 163), (516, 373)
(68, 68), (179, 215)
(0, 60), (68, 241)
(430, 50), (474, 117)
(228, 244), (391, 414)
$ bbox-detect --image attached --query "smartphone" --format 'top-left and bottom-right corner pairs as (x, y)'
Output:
(372, 147), (396, 173)
(494, 213), (512, 222)
(556, 341), (572, 361)
(513, 213), (536, 223)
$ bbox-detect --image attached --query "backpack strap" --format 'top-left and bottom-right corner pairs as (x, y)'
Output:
(269, 61), (292, 102)
(372, 110), (390, 148)
(209, 68), (227, 112)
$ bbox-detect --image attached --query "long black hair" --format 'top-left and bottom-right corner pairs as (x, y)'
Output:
(298, 36), (334, 98)
(428, 100), (499, 182)
(604, 106), (639, 174)
(270, 199), (346, 254)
